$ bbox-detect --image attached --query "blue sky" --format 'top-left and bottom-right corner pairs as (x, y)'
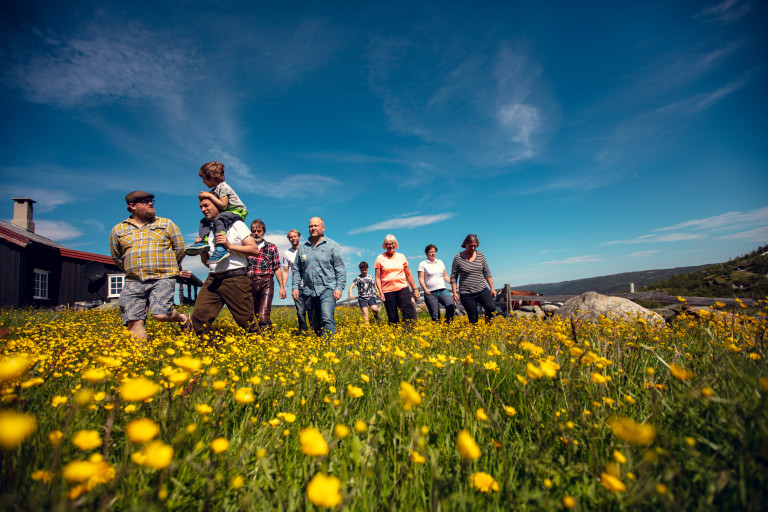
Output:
(1, 0), (766, 304)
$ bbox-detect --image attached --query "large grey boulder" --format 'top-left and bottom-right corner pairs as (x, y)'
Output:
(555, 291), (665, 327)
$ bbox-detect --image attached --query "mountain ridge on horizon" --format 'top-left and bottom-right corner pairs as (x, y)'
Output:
(512, 265), (712, 296)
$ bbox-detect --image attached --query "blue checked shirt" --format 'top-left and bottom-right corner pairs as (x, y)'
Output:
(292, 237), (346, 297)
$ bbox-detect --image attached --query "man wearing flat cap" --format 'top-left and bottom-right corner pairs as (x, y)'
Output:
(109, 191), (190, 339)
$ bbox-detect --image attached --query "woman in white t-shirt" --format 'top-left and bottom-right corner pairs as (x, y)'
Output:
(417, 244), (455, 322)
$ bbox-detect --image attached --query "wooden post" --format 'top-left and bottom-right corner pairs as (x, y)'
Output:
(505, 284), (511, 318)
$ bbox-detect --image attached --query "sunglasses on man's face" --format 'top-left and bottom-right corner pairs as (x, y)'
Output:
(133, 199), (155, 205)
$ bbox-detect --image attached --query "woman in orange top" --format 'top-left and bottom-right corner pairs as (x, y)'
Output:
(375, 234), (420, 324)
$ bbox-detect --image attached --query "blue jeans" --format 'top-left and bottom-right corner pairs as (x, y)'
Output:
(303, 289), (337, 337)
(424, 288), (455, 322)
(294, 297), (309, 332)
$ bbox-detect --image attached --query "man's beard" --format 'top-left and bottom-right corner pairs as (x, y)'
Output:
(252, 235), (264, 243)
(137, 209), (156, 222)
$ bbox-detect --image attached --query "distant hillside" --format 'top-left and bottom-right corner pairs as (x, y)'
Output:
(514, 265), (710, 295)
(640, 244), (768, 298)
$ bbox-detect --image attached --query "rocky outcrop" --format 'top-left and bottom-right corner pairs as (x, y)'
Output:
(555, 291), (665, 327)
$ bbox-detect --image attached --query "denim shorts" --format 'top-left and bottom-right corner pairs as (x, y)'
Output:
(119, 278), (176, 325)
(358, 296), (377, 309)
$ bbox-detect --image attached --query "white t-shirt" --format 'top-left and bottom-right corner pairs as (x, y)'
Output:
(418, 259), (448, 292)
(282, 247), (302, 287)
(206, 221), (251, 273)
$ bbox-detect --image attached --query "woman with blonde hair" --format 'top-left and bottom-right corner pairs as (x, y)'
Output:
(375, 234), (420, 324)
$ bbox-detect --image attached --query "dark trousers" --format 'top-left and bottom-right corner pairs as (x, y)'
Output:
(250, 275), (275, 329)
(198, 212), (242, 240)
(383, 287), (417, 324)
(191, 273), (259, 340)
(424, 289), (455, 322)
(460, 288), (497, 324)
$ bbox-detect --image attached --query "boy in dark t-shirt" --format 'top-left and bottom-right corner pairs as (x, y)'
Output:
(348, 262), (379, 323)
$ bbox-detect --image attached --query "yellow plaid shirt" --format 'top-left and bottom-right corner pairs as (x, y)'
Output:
(109, 217), (185, 281)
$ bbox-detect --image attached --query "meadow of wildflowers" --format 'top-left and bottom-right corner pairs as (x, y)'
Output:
(0, 302), (766, 510)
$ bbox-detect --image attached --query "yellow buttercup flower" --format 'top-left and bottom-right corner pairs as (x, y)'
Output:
(63, 460), (97, 483)
(72, 430), (102, 451)
(230, 475), (245, 490)
(211, 438), (229, 454)
(120, 377), (161, 402)
(234, 387), (255, 404)
(608, 417), (656, 446)
(354, 420), (368, 434)
(142, 440), (174, 469)
(504, 405), (517, 416)
(525, 363), (543, 380)
(306, 473), (342, 507)
(475, 408), (488, 422)
(173, 356), (202, 372)
(399, 381), (422, 410)
(48, 430), (63, 447)
(346, 384), (364, 398)
(613, 450), (627, 464)
(601, 472), (626, 492)
(409, 450), (426, 464)
(299, 427), (328, 456)
(0, 355), (33, 384)
(469, 472), (499, 492)
(591, 373), (608, 384)
(282, 412), (297, 423)
(125, 418), (160, 443)
(563, 495), (576, 508)
(456, 430), (481, 460)
(81, 368), (108, 384)
(196, 403), (213, 415)
(669, 364), (694, 380)
(0, 410), (37, 450)
(334, 424), (350, 439)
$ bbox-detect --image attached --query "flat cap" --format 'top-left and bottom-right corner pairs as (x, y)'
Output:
(125, 190), (154, 204)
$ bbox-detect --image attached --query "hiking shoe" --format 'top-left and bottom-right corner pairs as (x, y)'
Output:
(185, 242), (210, 255)
(207, 247), (230, 264)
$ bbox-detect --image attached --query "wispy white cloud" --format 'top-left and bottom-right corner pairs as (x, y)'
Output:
(539, 255), (603, 265)
(3, 188), (75, 213)
(35, 220), (83, 241)
(628, 250), (659, 258)
(82, 219), (106, 233)
(349, 213), (455, 235)
(367, 35), (553, 167)
(695, 0), (751, 23)
(8, 20), (194, 108)
(654, 206), (768, 232)
(717, 226), (768, 241)
(602, 233), (706, 246)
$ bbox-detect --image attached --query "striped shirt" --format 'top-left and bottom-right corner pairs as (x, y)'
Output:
(110, 217), (184, 281)
(247, 241), (281, 278)
(450, 251), (492, 294)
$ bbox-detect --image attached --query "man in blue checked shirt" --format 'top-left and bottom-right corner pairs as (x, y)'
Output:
(291, 217), (346, 338)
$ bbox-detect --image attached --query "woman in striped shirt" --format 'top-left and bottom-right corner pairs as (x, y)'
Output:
(450, 234), (497, 324)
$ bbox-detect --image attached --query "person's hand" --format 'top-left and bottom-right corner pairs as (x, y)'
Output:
(380, 291), (386, 302)
(198, 191), (209, 200)
(413, 289), (420, 299)
(214, 232), (230, 248)
(453, 292), (460, 305)
(180, 270), (192, 278)
(279, 287), (286, 300)
(292, 290), (299, 301)
(424, 289), (431, 295)
(333, 290), (342, 301)
(490, 288), (497, 298)
(348, 294), (354, 301)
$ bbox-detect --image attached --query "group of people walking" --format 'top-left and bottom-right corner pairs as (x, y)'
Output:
(108, 161), (497, 343)
(349, 234), (497, 326)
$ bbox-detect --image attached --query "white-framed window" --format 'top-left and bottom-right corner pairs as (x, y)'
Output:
(108, 274), (125, 298)
(33, 269), (49, 300)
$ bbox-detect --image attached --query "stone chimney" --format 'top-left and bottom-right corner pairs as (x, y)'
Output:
(11, 198), (36, 233)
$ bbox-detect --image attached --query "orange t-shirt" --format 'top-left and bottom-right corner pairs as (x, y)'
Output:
(375, 252), (409, 293)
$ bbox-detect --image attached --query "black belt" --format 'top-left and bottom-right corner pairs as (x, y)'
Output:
(210, 268), (247, 279)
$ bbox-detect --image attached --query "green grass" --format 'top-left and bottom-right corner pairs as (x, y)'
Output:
(0, 305), (767, 511)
